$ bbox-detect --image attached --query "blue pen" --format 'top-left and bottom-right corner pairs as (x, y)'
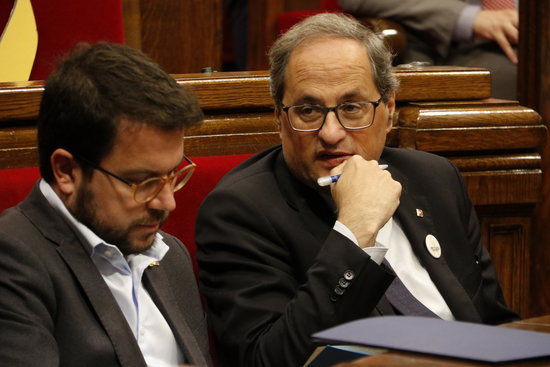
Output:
(317, 164), (388, 187)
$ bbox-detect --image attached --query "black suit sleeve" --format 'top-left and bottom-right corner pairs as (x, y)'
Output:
(196, 184), (393, 367)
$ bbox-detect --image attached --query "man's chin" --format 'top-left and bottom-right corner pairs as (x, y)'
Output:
(119, 233), (157, 255)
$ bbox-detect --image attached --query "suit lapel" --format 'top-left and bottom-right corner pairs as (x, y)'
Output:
(274, 152), (335, 243)
(144, 266), (208, 367)
(57, 243), (148, 366)
(392, 172), (482, 322)
(22, 185), (147, 366)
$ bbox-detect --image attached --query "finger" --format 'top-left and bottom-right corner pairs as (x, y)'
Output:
(509, 11), (519, 28)
(495, 33), (518, 64)
(504, 23), (519, 44)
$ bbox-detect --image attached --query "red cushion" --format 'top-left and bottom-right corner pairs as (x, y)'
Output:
(163, 154), (252, 270)
(0, 1), (14, 37)
(0, 0), (125, 81)
(0, 167), (40, 210)
(30, 0), (125, 80)
(278, 7), (342, 34)
(320, 0), (340, 11)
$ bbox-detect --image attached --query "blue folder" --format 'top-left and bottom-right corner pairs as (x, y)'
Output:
(312, 316), (550, 363)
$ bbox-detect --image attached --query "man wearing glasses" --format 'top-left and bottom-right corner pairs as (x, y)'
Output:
(195, 13), (517, 367)
(0, 42), (211, 366)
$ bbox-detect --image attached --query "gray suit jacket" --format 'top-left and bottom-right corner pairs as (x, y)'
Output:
(196, 145), (518, 367)
(339, 0), (471, 58)
(0, 183), (211, 366)
(338, 0), (518, 99)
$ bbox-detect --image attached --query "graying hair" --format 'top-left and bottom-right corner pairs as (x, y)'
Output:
(269, 13), (399, 107)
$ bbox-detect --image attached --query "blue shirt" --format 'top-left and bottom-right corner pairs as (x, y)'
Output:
(40, 180), (184, 366)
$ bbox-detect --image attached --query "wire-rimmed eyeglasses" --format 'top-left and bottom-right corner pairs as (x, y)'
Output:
(281, 97), (383, 132)
(75, 154), (196, 204)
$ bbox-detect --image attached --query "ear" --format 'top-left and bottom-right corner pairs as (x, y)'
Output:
(50, 149), (81, 196)
(383, 91), (396, 134)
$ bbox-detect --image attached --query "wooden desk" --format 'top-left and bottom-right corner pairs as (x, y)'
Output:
(332, 316), (550, 367)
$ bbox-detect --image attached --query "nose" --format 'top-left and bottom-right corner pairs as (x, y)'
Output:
(147, 182), (177, 212)
(317, 110), (347, 145)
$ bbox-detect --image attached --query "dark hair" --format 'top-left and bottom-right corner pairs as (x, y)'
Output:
(38, 42), (203, 182)
(269, 13), (399, 107)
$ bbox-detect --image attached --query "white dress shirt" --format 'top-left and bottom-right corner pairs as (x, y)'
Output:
(334, 218), (455, 320)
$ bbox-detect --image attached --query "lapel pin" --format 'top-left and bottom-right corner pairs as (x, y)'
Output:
(425, 234), (441, 258)
(416, 209), (424, 217)
(148, 261), (160, 267)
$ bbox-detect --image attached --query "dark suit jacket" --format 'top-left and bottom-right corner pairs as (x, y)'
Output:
(196, 145), (518, 367)
(0, 183), (211, 366)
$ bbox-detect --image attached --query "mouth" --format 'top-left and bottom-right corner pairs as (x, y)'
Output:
(316, 151), (353, 168)
(136, 222), (160, 233)
(136, 211), (168, 233)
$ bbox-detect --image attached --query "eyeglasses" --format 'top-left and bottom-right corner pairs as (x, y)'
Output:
(281, 97), (383, 132)
(75, 154), (196, 203)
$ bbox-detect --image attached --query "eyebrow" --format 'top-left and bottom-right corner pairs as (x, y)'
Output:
(292, 91), (366, 105)
(342, 91), (364, 100)
(291, 95), (321, 105)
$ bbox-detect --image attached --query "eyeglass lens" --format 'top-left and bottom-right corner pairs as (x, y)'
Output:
(134, 165), (195, 203)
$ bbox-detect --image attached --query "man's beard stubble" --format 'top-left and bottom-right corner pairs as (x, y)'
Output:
(71, 181), (168, 255)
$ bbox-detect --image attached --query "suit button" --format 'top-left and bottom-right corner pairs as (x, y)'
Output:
(338, 278), (350, 288)
(343, 270), (355, 281)
(334, 286), (345, 295)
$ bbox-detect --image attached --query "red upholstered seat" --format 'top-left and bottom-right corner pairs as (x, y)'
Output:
(0, 166), (41, 209)
(163, 154), (252, 270)
(0, 0), (124, 81)
(0, 154), (252, 271)
(278, 0), (341, 33)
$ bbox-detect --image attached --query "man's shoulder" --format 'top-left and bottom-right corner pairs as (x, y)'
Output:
(0, 199), (36, 236)
(158, 232), (187, 253)
(214, 145), (282, 189)
(0, 184), (60, 237)
(382, 147), (453, 169)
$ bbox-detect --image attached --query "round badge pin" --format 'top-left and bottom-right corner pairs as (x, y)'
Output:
(425, 234), (441, 258)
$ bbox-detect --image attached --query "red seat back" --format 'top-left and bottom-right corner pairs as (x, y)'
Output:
(163, 154), (252, 270)
(277, 0), (341, 34)
(0, 0), (124, 81)
(0, 154), (252, 272)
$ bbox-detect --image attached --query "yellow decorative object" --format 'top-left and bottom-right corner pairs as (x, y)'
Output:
(0, 0), (38, 82)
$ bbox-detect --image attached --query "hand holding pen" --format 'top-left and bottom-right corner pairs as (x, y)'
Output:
(326, 156), (401, 248)
(317, 164), (388, 186)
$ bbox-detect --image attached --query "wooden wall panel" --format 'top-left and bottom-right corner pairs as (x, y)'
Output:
(247, 1), (284, 71)
(481, 216), (531, 315)
(123, 0), (223, 74)
(518, 0), (550, 317)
